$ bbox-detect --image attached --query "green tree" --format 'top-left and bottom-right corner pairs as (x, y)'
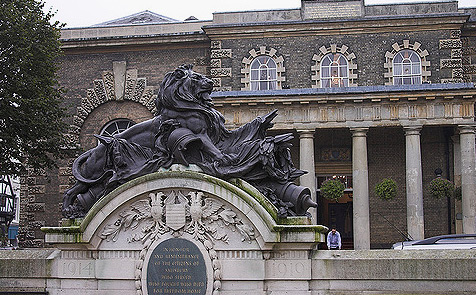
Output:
(0, 0), (67, 176)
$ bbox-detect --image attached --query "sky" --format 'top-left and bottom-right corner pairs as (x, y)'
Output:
(41, 0), (476, 28)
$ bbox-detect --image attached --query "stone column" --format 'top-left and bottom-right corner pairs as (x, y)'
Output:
(298, 130), (317, 222)
(452, 135), (463, 234)
(459, 125), (476, 234)
(351, 128), (370, 250)
(404, 126), (424, 240)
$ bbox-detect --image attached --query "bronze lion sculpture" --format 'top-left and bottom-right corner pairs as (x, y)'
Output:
(63, 64), (316, 218)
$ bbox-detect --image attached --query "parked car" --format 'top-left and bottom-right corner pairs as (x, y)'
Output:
(392, 234), (476, 250)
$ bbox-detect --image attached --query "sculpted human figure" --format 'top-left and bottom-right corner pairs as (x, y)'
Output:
(63, 64), (316, 218)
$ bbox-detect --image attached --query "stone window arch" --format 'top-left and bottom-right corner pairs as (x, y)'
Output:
(384, 40), (430, 85)
(311, 44), (357, 88)
(66, 61), (156, 148)
(241, 46), (285, 91)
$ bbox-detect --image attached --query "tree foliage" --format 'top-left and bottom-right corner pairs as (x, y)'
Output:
(0, 0), (67, 176)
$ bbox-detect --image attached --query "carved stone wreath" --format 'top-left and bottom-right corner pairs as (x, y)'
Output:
(98, 190), (256, 295)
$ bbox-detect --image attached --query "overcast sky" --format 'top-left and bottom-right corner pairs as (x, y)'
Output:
(41, 0), (475, 28)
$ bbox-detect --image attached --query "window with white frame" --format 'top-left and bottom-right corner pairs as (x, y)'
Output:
(320, 53), (349, 88)
(250, 55), (278, 91)
(392, 49), (422, 85)
(100, 119), (135, 137)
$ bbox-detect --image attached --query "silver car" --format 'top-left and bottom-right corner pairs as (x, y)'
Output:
(392, 234), (476, 250)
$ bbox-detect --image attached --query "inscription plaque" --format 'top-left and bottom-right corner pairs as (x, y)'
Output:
(147, 238), (207, 295)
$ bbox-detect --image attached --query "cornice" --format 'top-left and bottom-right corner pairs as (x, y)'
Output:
(60, 32), (210, 52)
(203, 13), (469, 39)
(211, 84), (476, 106)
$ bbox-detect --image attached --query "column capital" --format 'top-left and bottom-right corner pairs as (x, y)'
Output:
(403, 125), (422, 136)
(458, 125), (476, 135)
(297, 130), (315, 139)
(350, 127), (368, 137)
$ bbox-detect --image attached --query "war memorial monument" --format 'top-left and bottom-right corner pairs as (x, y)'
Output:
(1, 65), (476, 295)
(2, 0), (476, 293)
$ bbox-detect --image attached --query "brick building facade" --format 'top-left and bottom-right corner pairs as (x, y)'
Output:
(18, 0), (476, 249)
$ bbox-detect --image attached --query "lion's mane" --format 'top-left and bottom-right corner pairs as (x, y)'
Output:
(156, 64), (228, 143)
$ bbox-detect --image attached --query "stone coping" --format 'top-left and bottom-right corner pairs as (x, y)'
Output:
(203, 12), (468, 28)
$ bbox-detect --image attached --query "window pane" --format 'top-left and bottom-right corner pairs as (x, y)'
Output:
(251, 69), (259, 80)
(260, 81), (268, 90)
(403, 77), (412, 84)
(338, 55), (347, 66)
(269, 81), (277, 90)
(330, 66), (339, 77)
(412, 64), (421, 75)
(331, 77), (341, 87)
(321, 56), (331, 66)
(321, 67), (330, 78)
(269, 69), (277, 80)
(260, 68), (268, 80)
(339, 66), (348, 78)
(394, 77), (402, 85)
(410, 52), (420, 63)
(403, 64), (411, 75)
(413, 76), (421, 84)
(393, 53), (403, 63)
(267, 58), (277, 69)
(251, 81), (259, 90)
(321, 79), (330, 87)
(251, 59), (260, 69)
(394, 65), (402, 76)
(343, 78), (349, 87)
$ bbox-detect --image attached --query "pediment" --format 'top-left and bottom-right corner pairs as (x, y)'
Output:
(93, 10), (178, 27)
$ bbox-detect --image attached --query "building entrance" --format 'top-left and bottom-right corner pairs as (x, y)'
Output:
(317, 175), (353, 249)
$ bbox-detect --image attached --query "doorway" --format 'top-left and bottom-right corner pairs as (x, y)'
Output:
(317, 175), (354, 249)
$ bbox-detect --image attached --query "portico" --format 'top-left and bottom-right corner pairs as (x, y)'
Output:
(212, 84), (476, 249)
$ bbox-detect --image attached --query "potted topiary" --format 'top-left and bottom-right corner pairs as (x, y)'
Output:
(375, 178), (397, 200)
(320, 179), (345, 201)
(428, 177), (455, 199)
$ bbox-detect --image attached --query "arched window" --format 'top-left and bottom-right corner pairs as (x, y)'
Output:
(100, 119), (135, 137)
(250, 55), (278, 91)
(392, 49), (422, 85)
(320, 53), (349, 88)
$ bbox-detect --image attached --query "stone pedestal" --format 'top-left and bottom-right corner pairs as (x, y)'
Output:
(39, 168), (327, 295)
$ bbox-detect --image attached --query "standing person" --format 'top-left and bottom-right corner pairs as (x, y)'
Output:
(327, 227), (341, 250)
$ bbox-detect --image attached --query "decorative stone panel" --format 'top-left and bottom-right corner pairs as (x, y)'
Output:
(461, 36), (476, 83)
(241, 46), (286, 91)
(210, 41), (233, 92)
(439, 31), (464, 83)
(65, 61), (157, 148)
(311, 44), (358, 88)
(384, 40), (431, 85)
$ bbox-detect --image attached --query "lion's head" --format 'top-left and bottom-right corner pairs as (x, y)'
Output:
(156, 64), (214, 111)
